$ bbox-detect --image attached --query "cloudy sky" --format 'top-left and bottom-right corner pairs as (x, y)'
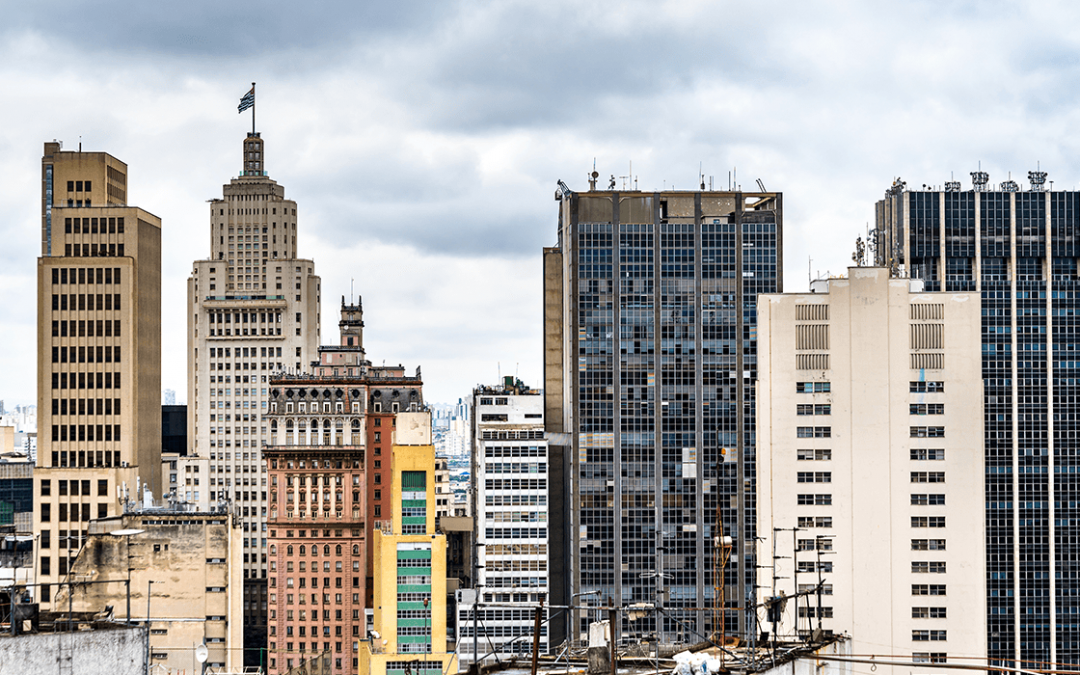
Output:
(1, 1), (1077, 407)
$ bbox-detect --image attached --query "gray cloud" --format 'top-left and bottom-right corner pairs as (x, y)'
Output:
(6, 1), (1080, 404)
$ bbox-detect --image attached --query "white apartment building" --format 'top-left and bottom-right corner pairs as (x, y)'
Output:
(186, 132), (320, 655)
(756, 267), (985, 671)
(458, 379), (548, 666)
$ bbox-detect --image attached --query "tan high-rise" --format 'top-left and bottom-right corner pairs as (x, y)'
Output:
(35, 141), (162, 606)
(187, 132), (320, 659)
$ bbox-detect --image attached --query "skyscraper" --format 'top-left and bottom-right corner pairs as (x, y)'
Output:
(756, 267), (986, 668)
(544, 184), (782, 643)
(187, 132), (321, 661)
(875, 174), (1078, 668)
(35, 141), (162, 606)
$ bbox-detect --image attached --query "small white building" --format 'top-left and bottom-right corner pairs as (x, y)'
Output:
(756, 267), (986, 672)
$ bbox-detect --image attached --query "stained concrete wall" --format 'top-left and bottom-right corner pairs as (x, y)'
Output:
(0, 624), (146, 675)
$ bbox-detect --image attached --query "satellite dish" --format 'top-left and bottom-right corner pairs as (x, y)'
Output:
(195, 643), (209, 663)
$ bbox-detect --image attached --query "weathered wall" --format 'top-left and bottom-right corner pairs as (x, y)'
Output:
(0, 624), (146, 675)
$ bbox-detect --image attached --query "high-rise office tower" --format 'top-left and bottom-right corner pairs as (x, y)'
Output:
(756, 267), (986, 669)
(187, 132), (321, 662)
(35, 141), (162, 606)
(544, 184), (782, 643)
(875, 174), (1079, 668)
(458, 378), (549, 667)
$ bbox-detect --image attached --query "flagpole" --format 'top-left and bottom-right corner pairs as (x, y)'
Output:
(251, 81), (256, 136)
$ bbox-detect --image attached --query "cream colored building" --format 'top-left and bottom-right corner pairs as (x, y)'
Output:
(187, 132), (321, 648)
(56, 508), (243, 672)
(35, 142), (162, 607)
(756, 267), (985, 670)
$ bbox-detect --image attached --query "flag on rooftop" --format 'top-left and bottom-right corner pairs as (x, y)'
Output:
(238, 87), (254, 113)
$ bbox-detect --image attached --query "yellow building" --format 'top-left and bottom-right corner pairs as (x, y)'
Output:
(35, 142), (162, 607)
(361, 413), (455, 675)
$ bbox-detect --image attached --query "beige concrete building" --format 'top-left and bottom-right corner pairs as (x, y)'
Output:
(35, 142), (162, 608)
(187, 132), (321, 656)
(55, 508), (243, 672)
(756, 267), (985, 670)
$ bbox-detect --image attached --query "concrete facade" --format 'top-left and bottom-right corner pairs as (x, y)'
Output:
(36, 141), (162, 608)
(0, 622), (147, 675)
(187, 133), (321, 659)
(55, 509), (243, 672)
(756, 267), (986, 670)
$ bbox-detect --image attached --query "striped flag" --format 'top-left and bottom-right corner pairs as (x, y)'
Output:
(238, 87), (255, 113)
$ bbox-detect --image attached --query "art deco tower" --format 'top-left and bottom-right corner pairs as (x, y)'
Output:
(35, 141), (162, 607)
(187, 132), (320, 661)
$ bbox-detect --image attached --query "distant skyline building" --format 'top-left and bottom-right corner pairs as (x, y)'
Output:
(163, 388), (176, 405)
(187, 132), (321, 659)
(458, 378), (549, 667)
(875, 176), (1080, 668)
(756, 267), (986, 669)
(34, 141), (162, 607)
(545, 185), (782, 643)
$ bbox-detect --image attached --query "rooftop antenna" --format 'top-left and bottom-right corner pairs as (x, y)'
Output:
(756, 178), (767, 193)
(589, 158), (599, 191)
(971, 161), (989, 193)
(350, 278), (354, 305)
(78, 136), (82, 152)
(700, 162), (705, 191)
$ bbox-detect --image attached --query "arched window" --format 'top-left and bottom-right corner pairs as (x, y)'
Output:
(323, 544), (330, 556)
(270, 545), (277, 555)
(352, 544), (359, 556)
(286, 545), (293, 555)
(299, 545), (306, 556)
(311, 544), (318, 557)
(335, 544), (342, 555)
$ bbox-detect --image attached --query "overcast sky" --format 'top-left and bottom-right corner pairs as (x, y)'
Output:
(2, 1), (1078, 407)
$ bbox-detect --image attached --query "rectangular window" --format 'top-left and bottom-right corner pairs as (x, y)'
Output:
(796, 427), (831, 438)
(910, 426), (945, 437)
(911, 472), (946, 483)
(910, 449), (946, 460)
(910, 381), (945, 393)
(797, 449), (832, 461)
(797, 472), (831, 483)
(910, 403), (945, 415)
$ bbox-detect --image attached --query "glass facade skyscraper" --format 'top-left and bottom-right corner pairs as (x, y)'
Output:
(545, 188), (782, 643)
(876, 178), (1080, 668)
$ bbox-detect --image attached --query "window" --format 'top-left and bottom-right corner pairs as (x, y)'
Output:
(797, 494), (832, 505)
(910, 426), (945, 438)
(797, 449), (831, 461)
(910, 449), (945, 461)
(911, 561), (947, 573)
(911, 584), (946, 596)
(911, 494), (945, 505)
(910, 404), (945, 415)
(912, 653), (947, 664)
(797, 472), (831, 483)
(796, 382), (831, 393)
(911, 539), (946, 550)
(912, 630), (947, 641)
(911, 607), (947, 619)
(911, 472), (945, 483)
(910, 381), (944, 393)
(911, 516), (946, 528)
(797, 427), (831, 438)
